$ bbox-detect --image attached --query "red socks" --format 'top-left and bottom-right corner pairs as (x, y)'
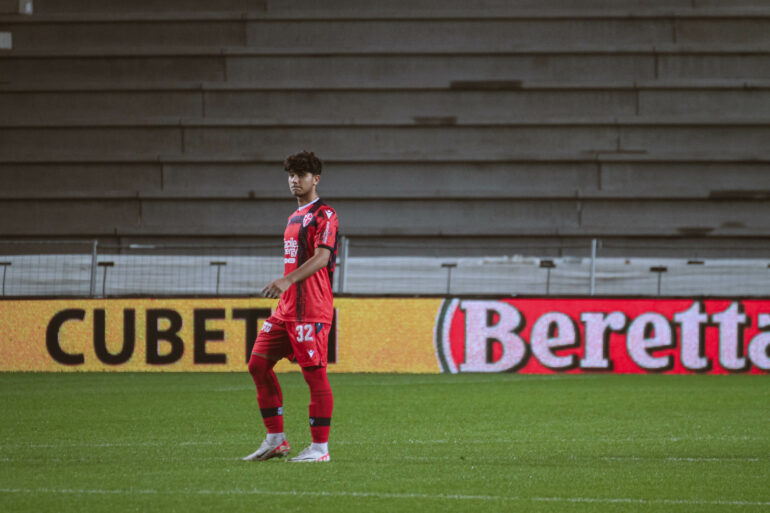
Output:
(247, 354), (284, 434)
(248, 355), (333, 443)
(301, 365), (334, 443)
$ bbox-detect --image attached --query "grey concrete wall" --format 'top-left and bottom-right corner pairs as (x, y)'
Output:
(1, 4), (769, 259)
(0, 55), (226, 84)
(0, 0), (16, 14)
(31, 0), (266, 14)
(1, 198), (768, 238)
(3, 161), (769, 200)
(5, 123), (766, 159)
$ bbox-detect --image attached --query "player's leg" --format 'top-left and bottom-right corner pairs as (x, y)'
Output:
(242, 318), (293, 461)
(287, 322), (333, 462)
(288, 365), (333, 462)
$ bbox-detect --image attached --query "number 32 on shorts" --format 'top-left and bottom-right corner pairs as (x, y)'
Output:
(295, 324), (314, 342)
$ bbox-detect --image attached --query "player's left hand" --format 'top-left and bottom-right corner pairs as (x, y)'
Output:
(262, 277), (291, 298)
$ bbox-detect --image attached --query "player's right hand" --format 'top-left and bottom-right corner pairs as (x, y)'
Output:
(262, 277), (291, 299)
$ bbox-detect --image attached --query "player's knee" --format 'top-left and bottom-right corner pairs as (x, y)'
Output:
(301, 365), (331, 393)
(248, 353), (271, 378)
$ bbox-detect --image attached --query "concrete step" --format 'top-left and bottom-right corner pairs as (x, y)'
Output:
(5, 43), (770, 57)
(3, 150), (768, 164)
(1, 19), (247, 52)
(1, 123), (768, 161)
(0, 126), (184, 156)
(0, 89), (635, 122)
(10, 17), (767, 53)
(5, 52), (769, 86)
(0, 122), (770, 156)
(179, 123), (770, 157)
(1, 198), (768, 238)
(2, 161), (769, 200)
(0, 90), (203, 122)
(658, 54), (770, 80)
(4, 7), (770, 22)
(3, 78), (770, 91)
(243, 18), (766, 53)
(26, 0), (759, 16)
(32, 0), (266, 14)
(0, 0), (16, 14)
(0, 55), (227, 84)
(224, 53), (768, 86)
(264, 0), (769, 14)
(4, 115), (768, 127)
(5, 88), (770, 123)
(638, 89), (770, 118)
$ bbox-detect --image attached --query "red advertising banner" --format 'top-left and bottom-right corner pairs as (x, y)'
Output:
(435, 298), (770, 374)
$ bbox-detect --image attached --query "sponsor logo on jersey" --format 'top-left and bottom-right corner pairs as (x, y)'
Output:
(284, 238), (298, 263)
(325, 209), (333, 218)
(303, 213), (313, 227)
(309, 349), (315, 358)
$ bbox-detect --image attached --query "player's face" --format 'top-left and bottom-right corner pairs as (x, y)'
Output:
(287, 171), (319, 198)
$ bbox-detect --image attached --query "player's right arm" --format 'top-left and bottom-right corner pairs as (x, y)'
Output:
(262, 247), (332, 299)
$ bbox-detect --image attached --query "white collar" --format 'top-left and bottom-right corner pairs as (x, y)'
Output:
(296, 197), (320, 211)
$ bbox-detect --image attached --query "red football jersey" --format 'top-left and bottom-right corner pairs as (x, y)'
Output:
(274, 198), (339, 323)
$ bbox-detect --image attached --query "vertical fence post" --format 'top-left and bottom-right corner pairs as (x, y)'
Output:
(210, 261), (227, 295)
(98, 261), (114, 297)
(89, 240), (99, 297)
(441, 263), (457, 295)
(0, 262), (10, 296)
(650, 266), (667, 297)
(540, 260), (555, 295)
(339, 236), (349, 294)
(590, 238), (597, 296)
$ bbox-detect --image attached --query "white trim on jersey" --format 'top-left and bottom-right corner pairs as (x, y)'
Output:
(296, 198), (320, 212)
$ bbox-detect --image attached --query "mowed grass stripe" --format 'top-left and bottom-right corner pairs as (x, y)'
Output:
(1, 487), (769, 507)
(0, 373), (767, 513)
(3, 434), (766, 448)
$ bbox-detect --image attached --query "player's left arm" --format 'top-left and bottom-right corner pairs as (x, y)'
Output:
(262, 247), (332, 299)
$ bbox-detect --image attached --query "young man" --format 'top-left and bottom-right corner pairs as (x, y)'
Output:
(243, 151), (339, 463)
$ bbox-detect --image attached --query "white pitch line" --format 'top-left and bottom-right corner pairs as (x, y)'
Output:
(0, 441), (226, 449)
(0, 453), (761, 465)
(600, 456), (762, 463)
(336, 435), (768, 445)
(2, 434), (765, 450)
(0, 487), (768, 507)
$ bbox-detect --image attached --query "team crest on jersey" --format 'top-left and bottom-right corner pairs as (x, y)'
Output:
(261, 321), (273, 333)
(303, 213), (313, 227)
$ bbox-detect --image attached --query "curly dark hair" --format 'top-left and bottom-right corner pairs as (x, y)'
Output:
(284, 150), (323, 175)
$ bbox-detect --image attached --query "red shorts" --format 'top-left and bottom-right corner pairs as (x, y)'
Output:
(251, 315), (330, 368)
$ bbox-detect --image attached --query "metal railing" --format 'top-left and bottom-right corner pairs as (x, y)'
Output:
(0, 238), (767, 297)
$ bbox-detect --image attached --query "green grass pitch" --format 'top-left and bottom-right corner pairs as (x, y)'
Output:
(0, 372), (768, 512)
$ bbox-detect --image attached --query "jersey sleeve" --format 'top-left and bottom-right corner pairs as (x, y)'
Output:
(314, 207), (338, 251)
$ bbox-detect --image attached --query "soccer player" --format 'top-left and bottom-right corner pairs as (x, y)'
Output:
(242, 151), (338, 463)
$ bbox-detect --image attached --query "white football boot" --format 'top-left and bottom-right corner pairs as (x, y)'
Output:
(287, 444), (330, 462)
(242, 438), (291, 461)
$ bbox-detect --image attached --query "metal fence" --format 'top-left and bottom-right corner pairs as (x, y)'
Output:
(0, 239), (767, 297)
